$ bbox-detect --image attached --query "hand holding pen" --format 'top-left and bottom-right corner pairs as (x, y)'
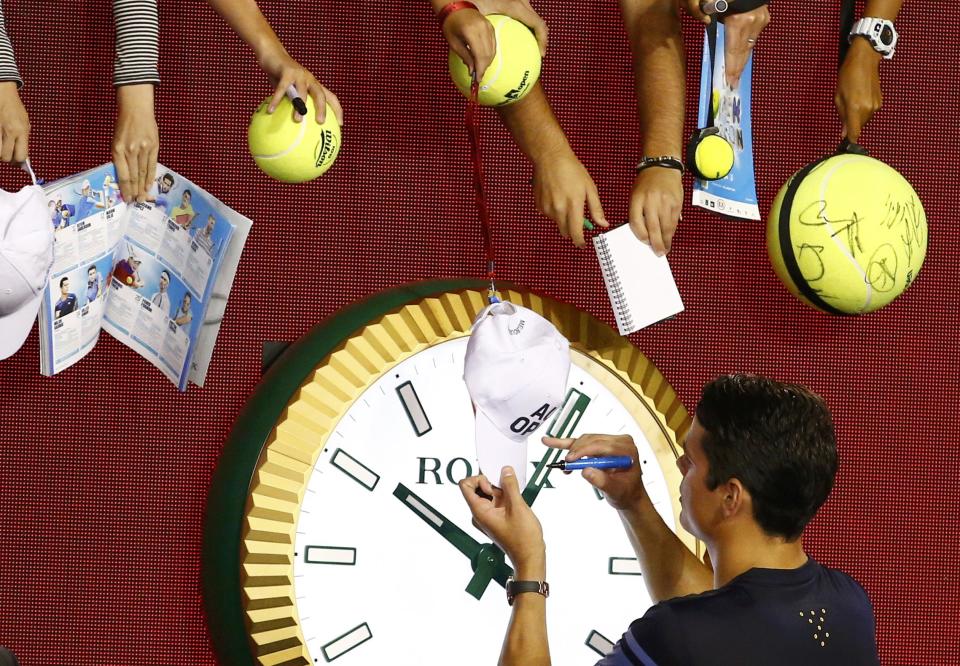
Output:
(542, 434), (648, 511)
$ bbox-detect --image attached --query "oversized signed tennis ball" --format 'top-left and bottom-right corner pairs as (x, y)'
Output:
(693, 134), (734, 180)
(248, 96), (341, 183)
(448, 14), (541, 106)
(767, 154), (927, 314)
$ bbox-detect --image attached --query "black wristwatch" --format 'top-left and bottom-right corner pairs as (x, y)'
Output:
(636, 156), (685, 175)
(505, 576), (550, 606)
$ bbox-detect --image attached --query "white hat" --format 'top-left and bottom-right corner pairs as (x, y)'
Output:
(464, 301), (571, 488)
(0, 166), (54, 360)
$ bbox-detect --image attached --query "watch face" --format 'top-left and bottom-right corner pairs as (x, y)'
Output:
(291, 338), (682, 664)
(879, 25), (894, 46)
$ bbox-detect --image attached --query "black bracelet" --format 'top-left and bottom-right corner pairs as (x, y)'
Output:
(636, 156), (685, 175)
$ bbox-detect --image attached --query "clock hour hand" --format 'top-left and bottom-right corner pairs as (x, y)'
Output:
(393, 482), (514, 599)
(393, 482), (483, 562)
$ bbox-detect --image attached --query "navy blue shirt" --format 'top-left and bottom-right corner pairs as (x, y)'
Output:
(598, 558), (878, 665)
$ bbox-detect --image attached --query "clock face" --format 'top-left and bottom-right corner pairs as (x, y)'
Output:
(202, 283), (693, 666)
(292, 337), (681, 664)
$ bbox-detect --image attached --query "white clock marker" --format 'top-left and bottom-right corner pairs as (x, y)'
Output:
(330, 449), (380, 491)
(585, 629), (615, 656)
(321, 622), (372, 661)
(396, 381), (432, 436)
(304, 546), (357, 566)
(608, 557), (642, 575)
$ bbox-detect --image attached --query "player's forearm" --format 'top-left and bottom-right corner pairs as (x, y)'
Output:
(621, 0), (685, 156)
(619, 495), (713, 602)
(496, 83), (575, 164)
(206, 0), (284, 61)
(499, 556), (550, 666)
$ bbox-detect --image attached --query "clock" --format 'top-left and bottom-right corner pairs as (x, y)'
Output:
(203, 280), (696, 666)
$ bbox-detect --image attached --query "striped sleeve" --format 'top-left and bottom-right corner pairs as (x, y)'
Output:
(0, 1), (23, 87)
(114, 0), (160, 86)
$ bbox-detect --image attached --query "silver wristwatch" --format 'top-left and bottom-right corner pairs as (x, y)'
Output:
(849, 17), (898, 59)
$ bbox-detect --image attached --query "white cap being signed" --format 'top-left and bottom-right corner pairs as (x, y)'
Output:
(463, 301), (571, 488)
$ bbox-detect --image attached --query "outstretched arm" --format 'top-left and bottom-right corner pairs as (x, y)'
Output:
(836, 0), (904, 142)
(544, 435), (713, 602)
(112, 0), (160, 202)
(621, 0), (685, 255)
(206, 0), (342, 125)
(0, 1), (29, 163)
(496, 83), (608, 247)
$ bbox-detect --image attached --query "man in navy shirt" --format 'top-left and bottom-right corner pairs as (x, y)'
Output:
(460, 374), (879, 665)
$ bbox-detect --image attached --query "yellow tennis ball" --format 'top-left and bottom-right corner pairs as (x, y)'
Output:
(711, 89), (721, 119)
(448, 14), (541, 106)
(694, 134), (735, 180)
(767, 154), (927, 315)
(248, 96), (341, 183)
(125, 276), (133, 285)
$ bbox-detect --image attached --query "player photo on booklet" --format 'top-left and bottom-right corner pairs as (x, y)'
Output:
(35, 163), (252, 390)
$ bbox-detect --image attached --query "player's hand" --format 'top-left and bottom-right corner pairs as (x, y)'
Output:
(258, 44), (343, 126)
(113, 84), (159, 203)
(459, 467), (545, 569)
(835, 38), (882, 143)
(543, 435), (647, 511)
(532, 150), (608, 248)
(629, 167), (683, 255)
(722, 5), (770, 88)
(0, 82), (30, 163)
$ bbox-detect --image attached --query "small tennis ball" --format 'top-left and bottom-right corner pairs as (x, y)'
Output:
(125, 276), (133, 285)
(767, 154), (927, 314)
(711, 89), (721, 119)
(248, 96), (341, 183)
(694, 134), (735, 180)
(449, 14), (541, 106)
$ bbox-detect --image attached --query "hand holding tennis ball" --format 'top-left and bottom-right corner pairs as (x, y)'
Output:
(441, 1), (548, 82)
(248, 96), (342, 183)
(448, 14), (543, 106)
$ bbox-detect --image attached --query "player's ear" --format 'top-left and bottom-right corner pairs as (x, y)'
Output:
(720, 478), (747, 519)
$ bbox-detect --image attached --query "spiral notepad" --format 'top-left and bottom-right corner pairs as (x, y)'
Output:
(593, 225), (684, 335)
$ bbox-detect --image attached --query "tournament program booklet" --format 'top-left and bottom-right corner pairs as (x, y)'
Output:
(37, 163), (252, 391)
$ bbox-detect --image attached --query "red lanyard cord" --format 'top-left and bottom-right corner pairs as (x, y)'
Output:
(465, 77), (498, 297)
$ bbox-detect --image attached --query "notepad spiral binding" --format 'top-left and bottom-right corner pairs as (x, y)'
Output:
(594, 234), (634, 333)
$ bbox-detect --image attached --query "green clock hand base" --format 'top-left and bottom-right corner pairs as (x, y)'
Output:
(394, 483), (513, 600)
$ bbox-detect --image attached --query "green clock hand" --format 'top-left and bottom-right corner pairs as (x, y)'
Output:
(523, 388), (591, 507)
(393, 483), (513, 599)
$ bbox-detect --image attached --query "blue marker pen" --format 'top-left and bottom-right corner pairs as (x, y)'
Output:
(547, 456), (633, 471)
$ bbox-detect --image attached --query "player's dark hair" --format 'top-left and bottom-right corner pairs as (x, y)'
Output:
(59, 277), (69, 288)
(695, 374), (838, 541)
(161, 173), (174, 185)
(87, 265), (96, 273)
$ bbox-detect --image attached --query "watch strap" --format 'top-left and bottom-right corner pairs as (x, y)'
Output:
(636, 156), (685, 175)
(506, 577), (549, 606)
